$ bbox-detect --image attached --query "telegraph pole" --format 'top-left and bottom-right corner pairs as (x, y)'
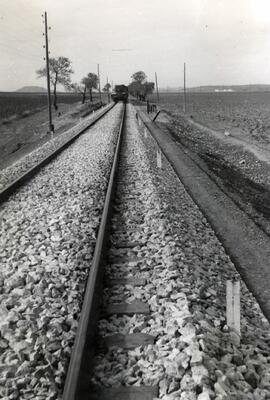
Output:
(97, 64), (102, 102)
(43, 11), (54, 133)
(107, 76), (110, 103)
(155, 72), (160, 103)
(183, 62), (187, 113)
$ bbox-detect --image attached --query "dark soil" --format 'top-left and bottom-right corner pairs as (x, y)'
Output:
(201, 152), (270, 218)
(157, 119), (270, 237)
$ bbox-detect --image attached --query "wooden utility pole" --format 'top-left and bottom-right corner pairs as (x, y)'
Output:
(107, 76), (110, 103)
(43, 11), (54, 133)
(183, 62), (187, 113)
(155, 72), (160, 103)
(97, 64), (102, 102)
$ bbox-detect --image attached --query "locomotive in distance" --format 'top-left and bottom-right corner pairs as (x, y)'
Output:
(111, 84), (129, 103)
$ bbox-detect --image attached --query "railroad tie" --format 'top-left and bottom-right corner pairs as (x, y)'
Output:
(89, 385), (158, 400)
(105, 277), (147, 287)
(113, 241), (145, 249)
(104, 332), (155, 350)
(106, 300), (150, 316)
(100, 282), (157, 399)
(108, 256), (144, 264)
(111, 228), (140, 235)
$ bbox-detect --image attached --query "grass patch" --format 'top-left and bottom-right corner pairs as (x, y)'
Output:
(2, 115), (18, 125)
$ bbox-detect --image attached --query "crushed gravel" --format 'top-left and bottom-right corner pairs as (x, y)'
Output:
(0, 103), (123, 399)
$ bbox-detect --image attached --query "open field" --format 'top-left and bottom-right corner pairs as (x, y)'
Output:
(0, 92), (108, 122)
(0, 94), (108, 170)
(150, 91), (270, 145)
(0, 92), (85, 121)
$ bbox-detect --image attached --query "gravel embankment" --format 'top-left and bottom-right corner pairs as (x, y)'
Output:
(91, 105), (270, 399)
(0, 103), (123, 400)
(0, 103), (114, 192)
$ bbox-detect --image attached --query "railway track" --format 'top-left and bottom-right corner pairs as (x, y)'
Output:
(62, 102), (270, 399)
(63, 103), (165, 399)
(2, 101), (270, 399)
(0, 102), (115, 202)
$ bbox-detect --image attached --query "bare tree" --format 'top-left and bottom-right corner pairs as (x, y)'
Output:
(131, 71), (147, 84)
(103, 82), (111, 103)
(103, 82), (111, 92)
(68, 82), (87, 104)
(129, 71), (154, 100)
(143, 82), (155, 97)
(37, 56), (73, 110)
(128, 81), (142, 99)
(82, 73), (98, 102)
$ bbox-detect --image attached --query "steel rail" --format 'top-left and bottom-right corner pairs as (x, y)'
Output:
(0, 103), (115, 203)
(62, 103), (126, 400)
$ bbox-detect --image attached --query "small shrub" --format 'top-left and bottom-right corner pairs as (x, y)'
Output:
(80, 101), (104, 118)
(2, 114), (18, 125)
(21, 110), (31, 118)
(2, 118), (11, 125)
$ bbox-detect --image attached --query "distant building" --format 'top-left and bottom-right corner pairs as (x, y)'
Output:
(214, 88), (235, 92)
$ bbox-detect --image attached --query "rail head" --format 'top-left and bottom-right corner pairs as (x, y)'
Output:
(62, 103), (126, 400)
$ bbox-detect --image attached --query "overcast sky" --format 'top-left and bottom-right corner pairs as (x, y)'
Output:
(1, 0), (270, 91)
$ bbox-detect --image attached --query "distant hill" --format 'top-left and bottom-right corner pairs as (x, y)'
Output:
(188, 84), (270, 93)
(16, 86), (47, 93)
(160, 87), (183, 92)
(160, 84), (270, 93)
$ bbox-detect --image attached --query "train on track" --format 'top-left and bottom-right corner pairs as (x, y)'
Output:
(111, 84), (129, 103)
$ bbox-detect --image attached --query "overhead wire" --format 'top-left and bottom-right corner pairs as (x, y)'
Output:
(0, 41), (44, 62)
(0, 14), (76, 81)
(0, 13), (44, 34)
(0, 23), (53, 64)
(0, 26), (48, 47)
(0, 12), (54, 52)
